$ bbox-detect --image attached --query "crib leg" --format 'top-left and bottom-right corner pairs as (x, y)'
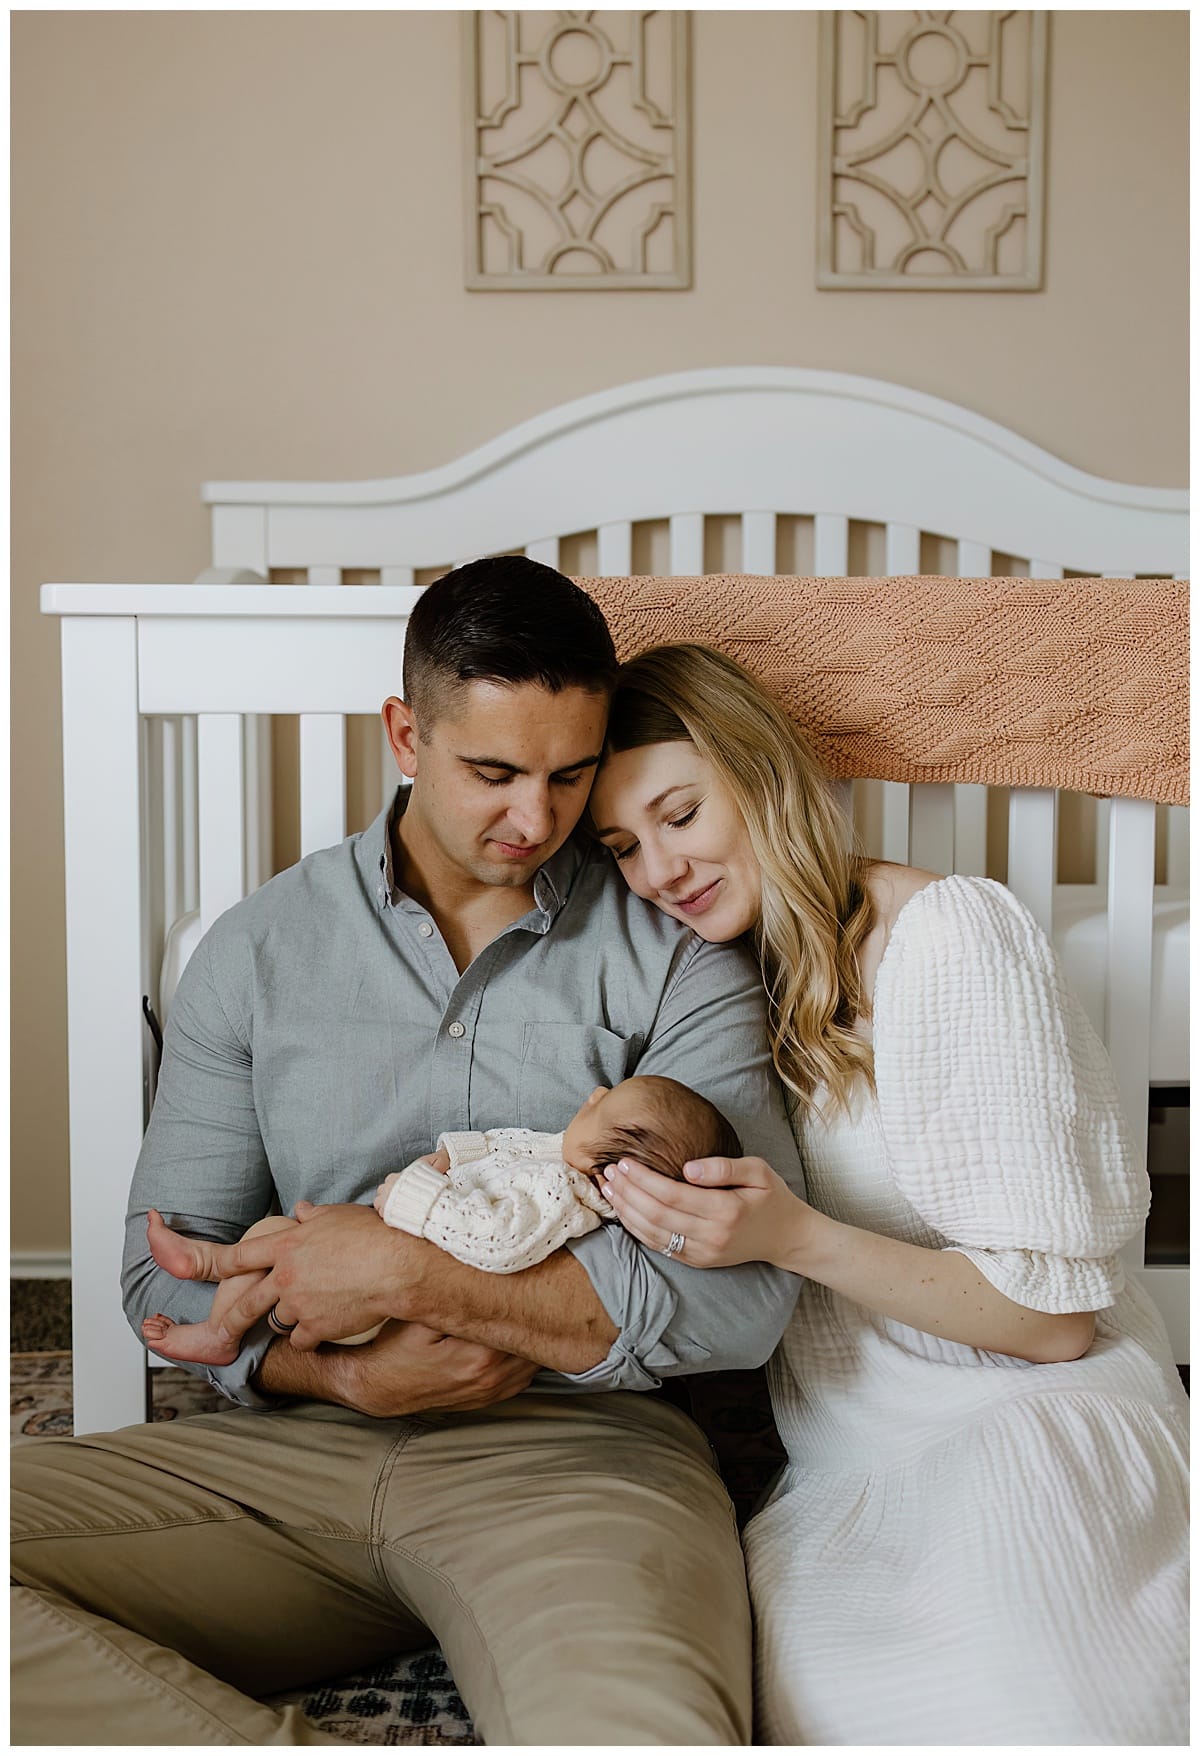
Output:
(61, 617), (151, 1432)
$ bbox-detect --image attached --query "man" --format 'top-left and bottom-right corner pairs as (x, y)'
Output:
(12, 559), (804, 1744)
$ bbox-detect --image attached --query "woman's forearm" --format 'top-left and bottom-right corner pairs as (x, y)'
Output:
(780, 1207), (1095, 1364)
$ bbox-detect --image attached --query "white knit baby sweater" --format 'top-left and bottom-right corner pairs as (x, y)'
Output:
(380, 1128), (615, 1273)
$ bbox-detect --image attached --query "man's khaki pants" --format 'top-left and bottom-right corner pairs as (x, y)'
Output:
(11, 1390), (752, 1745)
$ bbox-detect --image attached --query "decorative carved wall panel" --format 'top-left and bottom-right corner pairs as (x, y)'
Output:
(464, 11), (690, 290)
(818, 11), (1047, 289)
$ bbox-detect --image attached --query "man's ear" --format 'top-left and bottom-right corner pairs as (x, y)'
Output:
(382, 697), (421, 780)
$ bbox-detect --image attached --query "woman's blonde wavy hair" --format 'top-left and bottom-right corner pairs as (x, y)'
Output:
(600, 644), (875, 1118)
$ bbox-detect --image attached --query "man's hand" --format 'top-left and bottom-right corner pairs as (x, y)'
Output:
(340, 1322), (539, 1417)
(254, 1319), (539, 1416)
(210, 1202), (404, 1352)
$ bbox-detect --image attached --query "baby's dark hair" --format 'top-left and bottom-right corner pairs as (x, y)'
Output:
(587, 1076), (742, 1181)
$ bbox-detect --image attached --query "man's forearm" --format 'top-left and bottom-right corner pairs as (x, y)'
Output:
(391, 1237), (617, 1373)
(253, 1338), (349, 1403)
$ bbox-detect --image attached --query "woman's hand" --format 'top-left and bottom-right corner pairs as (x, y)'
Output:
(601, 1153), (813, 1270)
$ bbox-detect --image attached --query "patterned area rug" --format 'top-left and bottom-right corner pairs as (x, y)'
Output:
(12, 1289), (785, 1745)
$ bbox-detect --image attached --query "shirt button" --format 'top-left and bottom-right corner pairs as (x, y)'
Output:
(418, 922), (434, 938)
(447, 1021), (466, 1039)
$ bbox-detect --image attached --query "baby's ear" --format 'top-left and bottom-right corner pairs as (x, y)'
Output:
(586, 1085), (610, 1107)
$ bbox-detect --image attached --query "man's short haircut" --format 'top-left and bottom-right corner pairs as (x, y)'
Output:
(402, 557), (617, 730)
(586, 1078), (743, 1182)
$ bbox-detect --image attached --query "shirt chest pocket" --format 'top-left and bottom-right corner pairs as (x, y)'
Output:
(518, 1023), (641, 1129)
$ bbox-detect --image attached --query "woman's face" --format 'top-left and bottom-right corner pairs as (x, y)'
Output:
(589, 741), (762, 942)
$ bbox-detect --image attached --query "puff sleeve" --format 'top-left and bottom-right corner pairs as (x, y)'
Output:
(873, 876), (1149, 1314)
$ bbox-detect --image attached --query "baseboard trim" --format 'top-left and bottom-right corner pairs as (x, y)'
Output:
(12, 1252), (71, 1280)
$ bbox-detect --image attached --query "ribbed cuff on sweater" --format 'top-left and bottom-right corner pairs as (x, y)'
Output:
(381, 1161), (449, 1235)
(438, 1131), (490, 1168)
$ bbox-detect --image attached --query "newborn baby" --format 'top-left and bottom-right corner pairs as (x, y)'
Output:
(141, 1075), (741, 1365)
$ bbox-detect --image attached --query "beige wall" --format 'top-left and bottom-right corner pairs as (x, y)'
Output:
(11, 10), (1189, 1253)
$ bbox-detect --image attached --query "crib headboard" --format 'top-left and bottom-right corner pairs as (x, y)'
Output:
(42, 368), (1189, 1433)
(201, 366), (1188, 579)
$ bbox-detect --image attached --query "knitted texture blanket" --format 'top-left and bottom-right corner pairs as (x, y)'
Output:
(580, 575), (1188, 805)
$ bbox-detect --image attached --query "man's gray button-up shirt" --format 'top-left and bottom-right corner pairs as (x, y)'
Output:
(124, 792), (805, 1407)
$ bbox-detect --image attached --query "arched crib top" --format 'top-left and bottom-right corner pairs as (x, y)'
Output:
(201, 368), (1189, 578)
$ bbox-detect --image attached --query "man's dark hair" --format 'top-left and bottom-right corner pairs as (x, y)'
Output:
(402, 557), (617, 727)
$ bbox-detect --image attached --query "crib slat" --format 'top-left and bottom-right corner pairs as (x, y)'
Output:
(141, 716), (165, 1068)
(1093, 798), (1112, 885)
(524, 538), (560, 568)
(952, 784), (988, 876)
(909, 784), (955, 873)
(1030, 561), (1064, 579)
(597, 521), (633, 575)
(814, 514), (849, 575)
(1107, 799), (1156, 1164)
(1165, 805), (1189, 889)
(161, 717), (183, 926)
(1006, 788), (1058, 937)
(198, 714), (247, 935)
(307, 566), (342, 586)
(299, 714), (348, 857)
(880, 783), (910, 863)
(380, 566), (415, 810)
(884, 522), (920, 573)
(669, 513), (704, 575)
(740, 512), (776, 574)
(381, 721), (400, 817)
(243, 719), (264, 894)
(181, 715), (198, 912)
(956, 540), (991, 575)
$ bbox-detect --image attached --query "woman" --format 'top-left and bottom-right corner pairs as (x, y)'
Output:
(588, 643), (1189, 1747)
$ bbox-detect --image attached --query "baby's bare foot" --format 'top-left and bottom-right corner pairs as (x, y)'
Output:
(147, 1209), (212, 1281)
(140, 1312), (238, 1366)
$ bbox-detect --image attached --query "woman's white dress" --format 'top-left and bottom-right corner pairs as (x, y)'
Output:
(744, 877), (1189, 1746)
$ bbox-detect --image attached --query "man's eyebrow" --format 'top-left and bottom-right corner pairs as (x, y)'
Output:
(458, 753), (604, 775)
(593, 783), (690, 837)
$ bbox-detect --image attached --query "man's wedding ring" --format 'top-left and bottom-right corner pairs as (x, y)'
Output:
(267, 1305), (298, 1336)
(663, 1232), (686, 1260)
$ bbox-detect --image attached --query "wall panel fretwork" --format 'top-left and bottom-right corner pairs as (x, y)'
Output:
(819, 10), (1047, 290)
(465, 11), (690, 290)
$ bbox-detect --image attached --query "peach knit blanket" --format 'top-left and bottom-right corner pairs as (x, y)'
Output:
(580, 575), (1188, 806)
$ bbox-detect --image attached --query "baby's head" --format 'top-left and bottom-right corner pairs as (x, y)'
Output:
(562, 1075), (742, 1181)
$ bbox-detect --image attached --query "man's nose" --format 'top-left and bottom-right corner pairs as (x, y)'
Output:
(507, 786), (554, 843)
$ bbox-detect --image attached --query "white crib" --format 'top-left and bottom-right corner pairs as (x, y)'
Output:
(41, 367), (1189, 1436)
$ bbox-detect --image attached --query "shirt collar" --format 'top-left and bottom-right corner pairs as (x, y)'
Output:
(361, 786), (586, 925)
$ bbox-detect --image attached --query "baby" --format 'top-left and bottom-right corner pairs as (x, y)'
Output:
(141, 1075), (741, 1366)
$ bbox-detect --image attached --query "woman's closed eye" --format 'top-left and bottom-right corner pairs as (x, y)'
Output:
(606, 803), (699, 862)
